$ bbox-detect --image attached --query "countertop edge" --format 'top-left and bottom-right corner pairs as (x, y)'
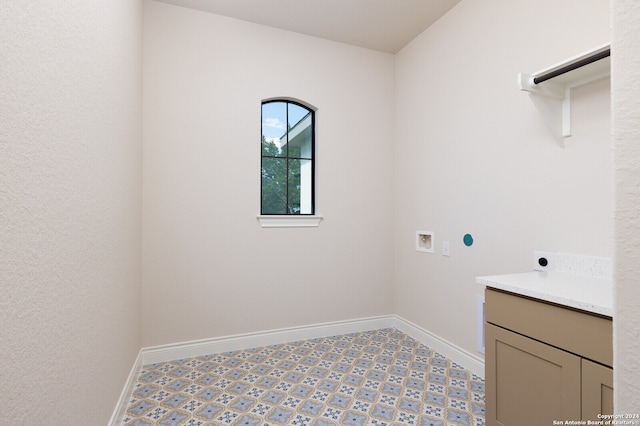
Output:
(477, 273), (613, 318)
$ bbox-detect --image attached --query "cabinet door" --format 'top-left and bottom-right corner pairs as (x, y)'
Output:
(582, 359), (613, 420)
(486, 323), (581, 426)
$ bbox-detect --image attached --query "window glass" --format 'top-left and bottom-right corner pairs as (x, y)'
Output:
(261, 100), (314, 215)
(261, 102), (287, 158)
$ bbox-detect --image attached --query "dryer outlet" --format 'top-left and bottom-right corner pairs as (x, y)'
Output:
(533, 251), (556, 271)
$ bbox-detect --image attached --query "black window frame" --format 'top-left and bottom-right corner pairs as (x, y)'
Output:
(260, 99), (315, 215)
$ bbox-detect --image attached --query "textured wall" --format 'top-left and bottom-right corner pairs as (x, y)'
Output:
(0, 1), (142, 423)
(612, 0), (640, 411)
(142, 0), (395, 346)
(394, 0), (611, 357)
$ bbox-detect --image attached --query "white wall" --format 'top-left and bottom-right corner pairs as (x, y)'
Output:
(142, 0), (395, 346)
(613, 0), (640, 412)
(0, 1), (142, 424)
(394, 0), (611, 356)
(3, 0), (635, 418)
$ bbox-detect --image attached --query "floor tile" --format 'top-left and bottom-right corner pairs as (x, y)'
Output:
(121, 328), (485, 426)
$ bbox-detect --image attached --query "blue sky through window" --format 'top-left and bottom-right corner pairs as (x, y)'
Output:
(262, 102), (310, 142)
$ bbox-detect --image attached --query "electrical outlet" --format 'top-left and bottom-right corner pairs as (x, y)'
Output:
(533, 251), (556, 271)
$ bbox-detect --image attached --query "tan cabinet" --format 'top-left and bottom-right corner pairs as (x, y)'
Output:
(485, 288), (613, 426)
(486, 323), (581, 425)
(582, 359), (614, 420)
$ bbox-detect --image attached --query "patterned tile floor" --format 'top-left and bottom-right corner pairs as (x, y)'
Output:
(121, 328), (485, 426)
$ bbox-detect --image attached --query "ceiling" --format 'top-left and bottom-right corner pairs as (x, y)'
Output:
(154, 0), (461, 54)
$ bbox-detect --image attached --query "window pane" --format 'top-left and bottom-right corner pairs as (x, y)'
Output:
(262, 102), (287, 157)
(287, 104), (313, 159)
(288, 103), (308, 130)
(261, 157), (287, 214)
(288, 159), (313, 214)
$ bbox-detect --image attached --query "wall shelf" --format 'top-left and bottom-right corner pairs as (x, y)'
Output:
(518, 43), (610, 146)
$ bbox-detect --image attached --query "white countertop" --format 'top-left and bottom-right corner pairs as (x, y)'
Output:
(477, 271), (613, 317)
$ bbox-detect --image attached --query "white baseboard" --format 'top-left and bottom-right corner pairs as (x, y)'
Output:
(140, 315), (396, 365)
(108, 350), (143, 426)
(392, 316), (485, 377)
(109, 315), (485, 424)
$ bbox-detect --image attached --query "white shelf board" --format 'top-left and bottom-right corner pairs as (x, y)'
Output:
(518, 43), (610, 146)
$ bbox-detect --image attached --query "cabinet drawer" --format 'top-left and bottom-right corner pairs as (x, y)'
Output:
(485, 288), (612, 367)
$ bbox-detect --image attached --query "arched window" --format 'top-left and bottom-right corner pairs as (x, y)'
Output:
(261, 100), (315, 215)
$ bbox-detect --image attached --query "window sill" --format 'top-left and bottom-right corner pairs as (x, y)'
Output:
(257, 215), (323, 228)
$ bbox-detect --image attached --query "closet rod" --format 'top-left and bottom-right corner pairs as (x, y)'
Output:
(533, 48), (611, 85)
